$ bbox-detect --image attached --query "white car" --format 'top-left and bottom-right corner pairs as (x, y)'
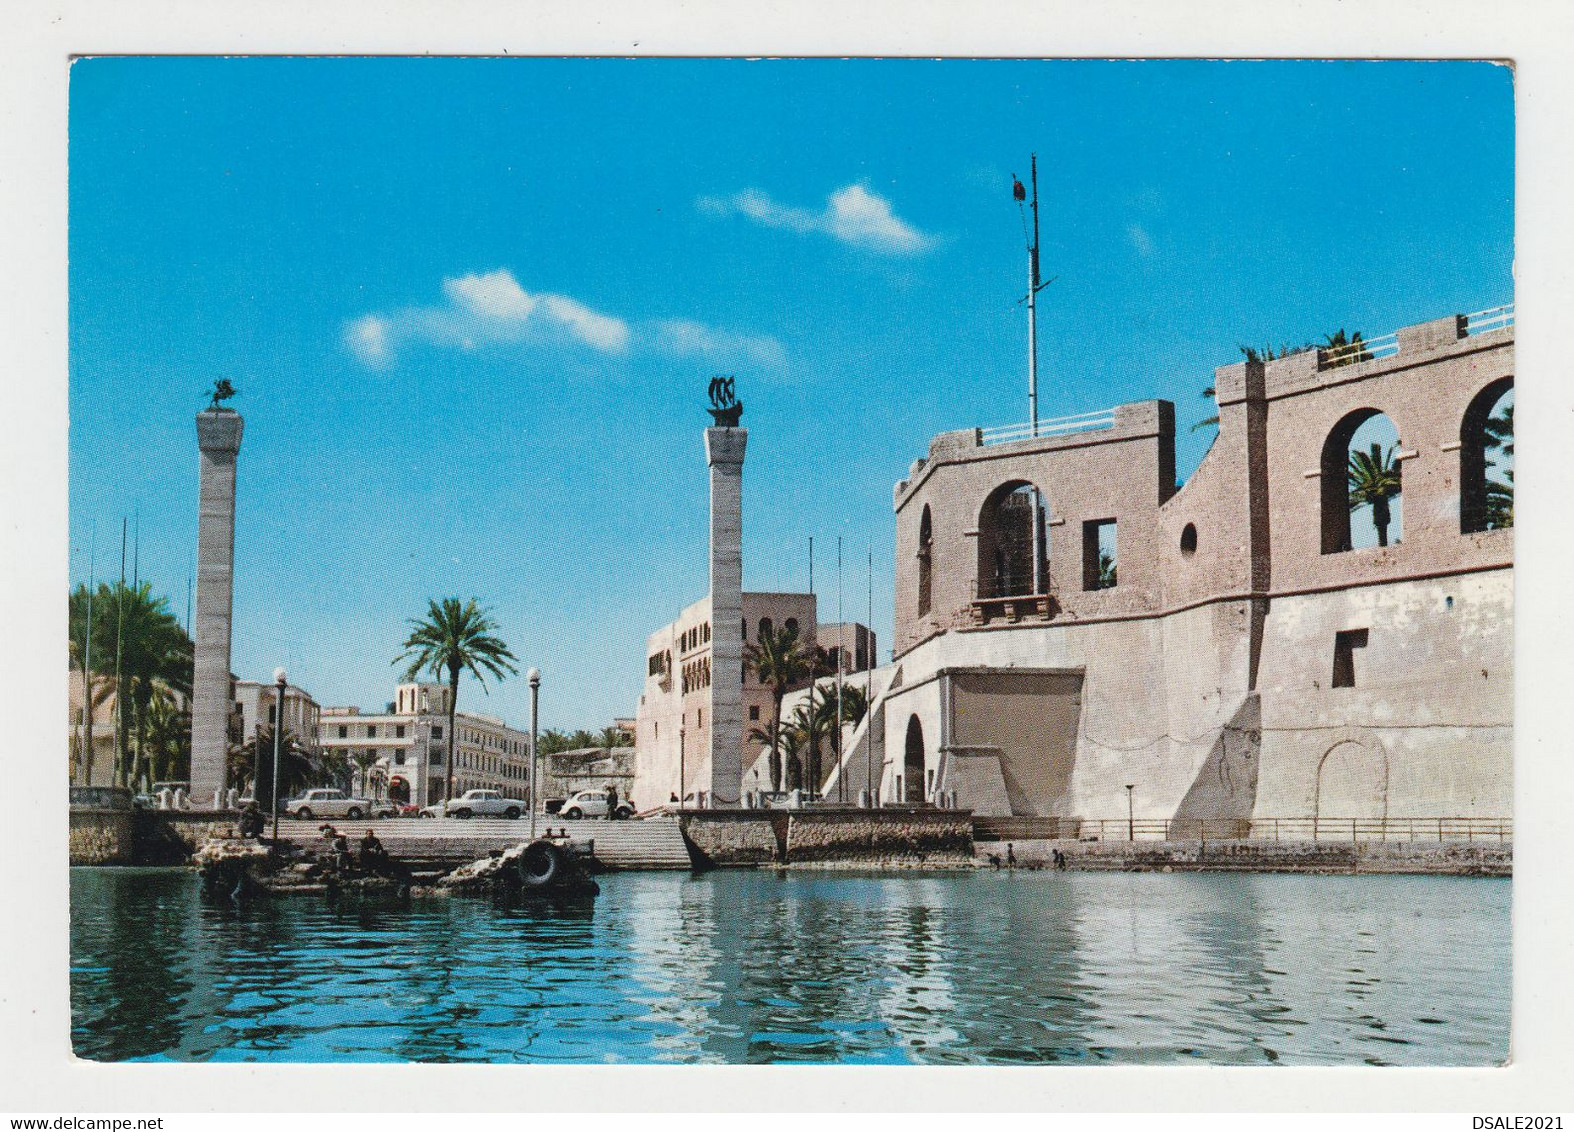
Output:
(285, 788), (381, 821)
(420, 789), (527, 820)
(560, 789), (634, 821)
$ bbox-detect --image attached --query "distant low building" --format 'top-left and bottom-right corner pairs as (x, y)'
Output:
(317, 682), (531, 806)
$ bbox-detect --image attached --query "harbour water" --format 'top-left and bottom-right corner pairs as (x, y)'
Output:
(70, 867), (1509, 1065)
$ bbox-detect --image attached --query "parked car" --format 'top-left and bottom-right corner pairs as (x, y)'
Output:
(284, 787), (376, 821)
(420, 789), (527, 820)
(559, 789), (634, 821)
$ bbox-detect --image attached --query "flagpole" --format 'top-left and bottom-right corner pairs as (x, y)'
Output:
(836, 536), (844, 802)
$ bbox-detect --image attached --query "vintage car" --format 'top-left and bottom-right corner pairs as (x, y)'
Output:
(559, 789), (635, 821)
(420, 789), (527, 820)
(283, 788), (377, 821)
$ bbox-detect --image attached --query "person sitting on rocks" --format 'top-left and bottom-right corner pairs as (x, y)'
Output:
(237, 801), (265, 840)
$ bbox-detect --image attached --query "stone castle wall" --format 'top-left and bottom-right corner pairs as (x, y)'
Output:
(883, 313), (1514, 825)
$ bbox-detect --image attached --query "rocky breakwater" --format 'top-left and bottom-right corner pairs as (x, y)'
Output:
(193, 832), (602, 901)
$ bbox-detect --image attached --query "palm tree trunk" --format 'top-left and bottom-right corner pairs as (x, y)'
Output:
(1374, 498), (1391, 547)
(447, 671), (460, 804)
(771, 691), (785, 792)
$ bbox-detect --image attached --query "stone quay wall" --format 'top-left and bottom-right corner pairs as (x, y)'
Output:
(680, 808), (973, 868)
(978, 837), (1511, 876)
(69, 809), (239, 866)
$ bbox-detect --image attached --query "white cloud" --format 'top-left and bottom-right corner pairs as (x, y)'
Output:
(343, 269), (783, 371)
(698, 182), (935, 255)
(651, 318), (787, 371)
(344, 314), (393, 367)
(1127, 224), (1156, 259)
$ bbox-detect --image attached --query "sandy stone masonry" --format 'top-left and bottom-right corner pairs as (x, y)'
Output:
(880, 309), (1514, 826)
(190, 410), (244, 808)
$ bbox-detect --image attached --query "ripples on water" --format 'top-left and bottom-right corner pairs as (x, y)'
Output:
(69, 868), (1509, 1065)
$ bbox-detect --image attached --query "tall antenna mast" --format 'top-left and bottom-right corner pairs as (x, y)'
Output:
(1015, 156), (1052, 594)
(1029, 153), (1041, 438)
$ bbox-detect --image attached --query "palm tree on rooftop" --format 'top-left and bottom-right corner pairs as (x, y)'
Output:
(599, 725), (632, 749)
(745, 622), (812, 793)
(1347, 442), (1403, 548)
(396, 598), (518, 805)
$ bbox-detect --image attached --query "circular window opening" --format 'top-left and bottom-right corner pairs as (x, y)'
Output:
(1180, 523), (1198, 556)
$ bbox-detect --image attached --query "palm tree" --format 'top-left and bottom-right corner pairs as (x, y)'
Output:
(789, 692), (833, 796)
(229, 725), (315, 803)
(538, 728), (572, 756)
(744, 622), (813, 792)
(817, 681), (870, 793)
(1322, 329), (1371, 367)
(1192, 385), (1219, 434)
(69, 582), (192, 788)
(351, 749), (381, 797)
(1483, 404), (1514, 530)
(395, 597), (518, 805)
(1097, 551), (1118, 589)
(1347, 442), (1403, 547)
(142, 687), (190, 786)
(599, 725), (633, 749)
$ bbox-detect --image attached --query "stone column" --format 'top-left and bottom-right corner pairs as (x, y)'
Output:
(190, 410), (244, 807)
(705, 426), (747, 806)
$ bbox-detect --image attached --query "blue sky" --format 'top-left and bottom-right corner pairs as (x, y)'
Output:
(68, 58), (1514, 731)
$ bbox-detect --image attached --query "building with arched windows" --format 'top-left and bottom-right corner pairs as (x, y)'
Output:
(837, 307), (1513, 830)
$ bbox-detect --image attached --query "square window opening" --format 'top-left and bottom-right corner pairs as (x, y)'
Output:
(1332, 628), (1369, 688)
(1082, 519), (1118, 591)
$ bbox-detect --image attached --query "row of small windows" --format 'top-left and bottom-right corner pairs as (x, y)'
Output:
(681, 623), (711, 652)
(682, 656), (712, 694)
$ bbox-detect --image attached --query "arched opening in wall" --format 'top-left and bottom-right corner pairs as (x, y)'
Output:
(1321, 409), (1403, 553)
(917, 505), (934, 617)
(784, 617), (799, 639)
(758, 616), (773, 642)
(1180, 523), (1198, 556)
(976, 480), (1049, 599)
(904, 716), (925, 803)
(1314, 740), (1389, 822)
(1460, 377), (1514, 533)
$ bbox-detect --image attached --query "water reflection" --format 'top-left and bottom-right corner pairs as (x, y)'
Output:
(70, 867), (1509, 1065)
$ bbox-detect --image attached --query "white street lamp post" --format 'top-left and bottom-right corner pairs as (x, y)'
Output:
(528, 668), (540, 839)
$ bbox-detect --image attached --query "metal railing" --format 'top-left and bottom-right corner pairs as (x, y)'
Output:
(1319, 330), (1400, 366)
(1465, 303), (1515, 336)
(979, 816), (1512, 844)
(980, 408), (1116, 446)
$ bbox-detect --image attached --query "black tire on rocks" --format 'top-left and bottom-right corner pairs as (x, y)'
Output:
(520, 841), (562, 887)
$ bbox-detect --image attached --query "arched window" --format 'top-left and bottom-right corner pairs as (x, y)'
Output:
(904, 716), (925, 804)
(917, 505), (934, 617)
(1460, 378), (1514, 533)
(977, 481), (1049, 598)
(759, 616), (773, 641)
(1320, 410), (1403, 553)
(784, 617), (799, 638)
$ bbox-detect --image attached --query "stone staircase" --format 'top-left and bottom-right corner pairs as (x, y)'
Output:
(272, 816), (695, 871)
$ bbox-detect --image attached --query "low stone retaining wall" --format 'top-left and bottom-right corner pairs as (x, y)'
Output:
(69, 809), (240, 866)
(976, 837), (1512, 876)
(680, 808), (973, 868)
(69, 808), (139, 865)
